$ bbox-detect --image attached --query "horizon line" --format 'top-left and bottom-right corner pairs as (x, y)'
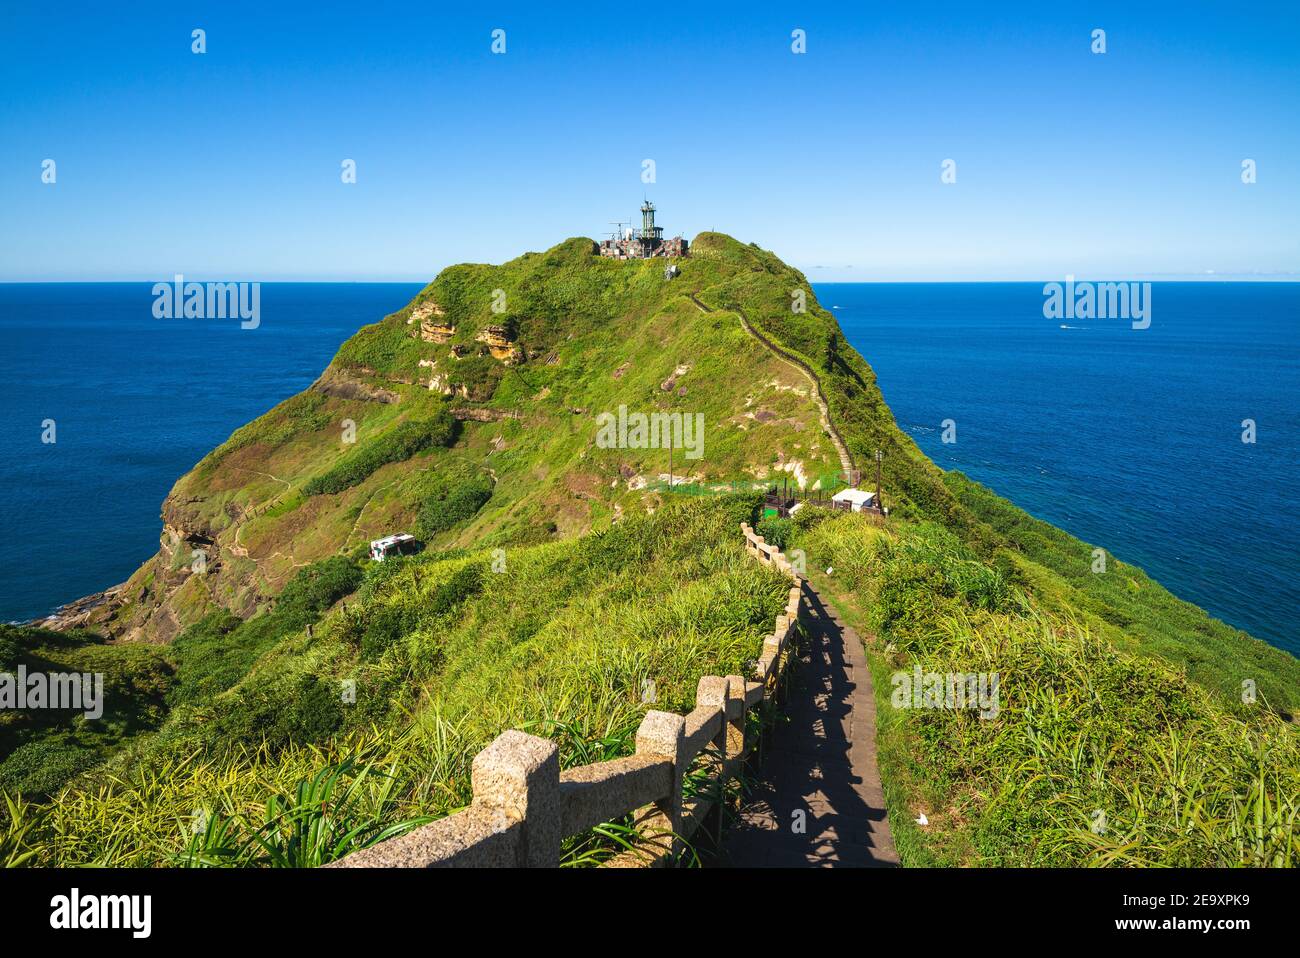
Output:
(3, 276), (1298, 285)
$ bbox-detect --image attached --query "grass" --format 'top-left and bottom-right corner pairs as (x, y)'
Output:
(412, 465), (494, 540)
(798, 509), (1300, 867)
(174, 757), (436, 868)
(3, 497), (787, 867)
(942, 471), (1300, 717)
(301, 408), (457, 497)
(0, 625), (174, 800)
(15, 231), (1298, 870)
(98, 233), (849, 645)
(168, 556), (362, 707)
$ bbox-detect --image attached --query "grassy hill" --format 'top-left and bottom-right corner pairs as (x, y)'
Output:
(5, 233), (1296, 867)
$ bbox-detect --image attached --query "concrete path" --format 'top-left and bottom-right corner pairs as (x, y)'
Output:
(713, 584), (899, 867)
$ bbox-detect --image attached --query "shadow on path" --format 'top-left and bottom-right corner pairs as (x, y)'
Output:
(710, 584), (899, 867)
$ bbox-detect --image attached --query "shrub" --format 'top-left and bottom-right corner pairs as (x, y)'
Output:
(167, 612), (243, 705)
(359, 605), (415, 662)
(212, 673), (345, 752)
(756, 515), (792, 550)
(275, 556), (364, 622)
(0, 628), (20, 671)
(0, 740), (99, 799)
(358, 562), (483, 662)
(302, 410), (457, 496)
(170, 558), (362, 706)
(414, 473), (493, 539)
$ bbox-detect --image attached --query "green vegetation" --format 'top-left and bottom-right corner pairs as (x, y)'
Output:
(302, 409), (457, 497)
(755, 514), (792, 550)
(2, 498), (787, 867)
(413, 466), (494, 540)
(0, 625), (173, 800)
(9, 231), (1296, 870)
(942, 472), (1300, 717)
(192, 391), (335, 480)
(799, 510), (1300, 867)
(169, 557), (362, 707)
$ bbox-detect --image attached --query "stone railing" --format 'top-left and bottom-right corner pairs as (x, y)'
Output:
(742, 520), (801, 575)
(328, 522), (804, 869)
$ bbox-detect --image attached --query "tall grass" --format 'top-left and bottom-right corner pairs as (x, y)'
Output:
(801, 512), (1300, 867)
(5, 498), (786, 867)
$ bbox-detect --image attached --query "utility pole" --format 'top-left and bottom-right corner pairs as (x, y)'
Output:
(875, 449), (884, 513)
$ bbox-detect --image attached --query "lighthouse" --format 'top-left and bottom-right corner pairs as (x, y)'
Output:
(640, 200), (663, 244)
(600, 201), (688, 259)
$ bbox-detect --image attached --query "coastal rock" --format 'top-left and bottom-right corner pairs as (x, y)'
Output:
(311, 369), (401, 404)
(411, 301), (456, 343)
(475, 325), (524, 364)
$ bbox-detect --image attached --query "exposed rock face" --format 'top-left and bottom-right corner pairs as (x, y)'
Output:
(426, 370), (470, 398)
(311, 369), (401, 404)
(33, 586), (123, 632)
(409, 300), (456, 342)
(475, 325), (524, 365)
(420, 322), (456, 343)
(451, 407), (522, 423)
(36, 232), (857, 648)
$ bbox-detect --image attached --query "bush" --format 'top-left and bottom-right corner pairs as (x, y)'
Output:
(756, 515), (792, 550)
(275, 556), (364, 622)
(0, 740), (99, 799)
(212, 673), (344, 752)
(170, 558), (362, 705)
(359, 605), (415, 662)
(358, 562), (483, 662)
(414, 473), (493, 539)
(0, 628), (20, 671)
(303, 410), (457, 497)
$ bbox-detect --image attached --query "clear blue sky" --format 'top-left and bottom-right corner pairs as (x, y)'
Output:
(2, 1), (1296, 281)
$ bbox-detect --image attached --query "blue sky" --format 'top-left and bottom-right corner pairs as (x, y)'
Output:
(1, 1), (1297, 281)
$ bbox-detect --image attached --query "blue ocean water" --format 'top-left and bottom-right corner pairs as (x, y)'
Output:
(0, 283), (423, 624)
(815, 282), (1299, 657)
(1, 282), (1296, 659)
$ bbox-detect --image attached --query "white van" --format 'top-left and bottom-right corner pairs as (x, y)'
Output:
(369, 533), (419, 562)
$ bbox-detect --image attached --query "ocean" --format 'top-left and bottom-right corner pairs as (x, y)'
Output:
(1, 282), (1295, 657)
(0, 283), (423, 626)
(819, 282), (1299, 657)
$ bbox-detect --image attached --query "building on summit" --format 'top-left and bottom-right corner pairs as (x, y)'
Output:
(600, 201), (689, 259)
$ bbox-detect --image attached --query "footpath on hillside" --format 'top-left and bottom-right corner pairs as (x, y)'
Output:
(686, 293), (856, 483)
(710, 582), (899, 867)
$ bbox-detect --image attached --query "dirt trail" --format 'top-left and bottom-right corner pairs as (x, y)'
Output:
(688, 294), (855, 483)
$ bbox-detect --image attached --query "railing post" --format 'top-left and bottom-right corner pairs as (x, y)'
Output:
(696, 675), (729, 757)
(635, 710), (687, 861)
(695, 676), (732, 846)
(724, 674), (746, 764)
(470, 730), (561, 867)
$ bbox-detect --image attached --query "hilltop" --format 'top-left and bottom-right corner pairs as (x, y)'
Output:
(67, 234), (856, 643)
(4, 232), (1297, 867)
